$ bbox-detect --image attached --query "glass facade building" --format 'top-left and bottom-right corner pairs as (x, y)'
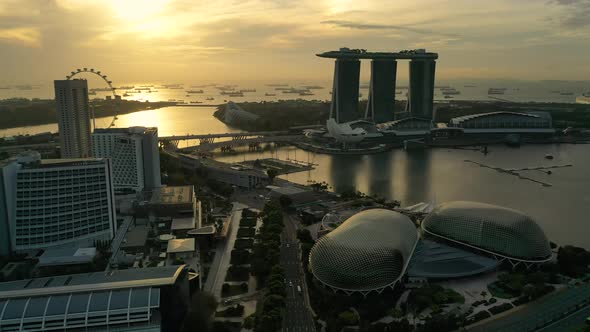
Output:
(1, 152), (116, 253)
(409, 59), (436, 120)
(365, 60), (397, 123)
(309, 209), (418, 295)
(330, 59), (361, 123)
(93, 127), (161, 192)
(54, 79), (92, 159)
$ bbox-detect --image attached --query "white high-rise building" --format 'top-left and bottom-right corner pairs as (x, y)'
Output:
(0, 151), (116, 253)
(93, 127), (161, 193)
(54, 79), (93, 158)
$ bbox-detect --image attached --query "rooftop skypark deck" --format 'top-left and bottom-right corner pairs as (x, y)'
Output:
(317, 48), (439, 60)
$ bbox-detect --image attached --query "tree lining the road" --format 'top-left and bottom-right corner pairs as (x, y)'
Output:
(250, 203), (284, 286)
(246, 203), (287, 332)
(254, 262), (287, 331)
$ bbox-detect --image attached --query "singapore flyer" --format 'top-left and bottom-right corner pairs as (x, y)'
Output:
(66, 68), (119, 129)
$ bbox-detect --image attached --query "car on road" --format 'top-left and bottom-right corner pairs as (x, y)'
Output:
(286, 243), (290, 248)
(297, 285), (302, 294)
(289, 281), (293, 287)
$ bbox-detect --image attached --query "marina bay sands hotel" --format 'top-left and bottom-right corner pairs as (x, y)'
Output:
(317, 48), (438, 124)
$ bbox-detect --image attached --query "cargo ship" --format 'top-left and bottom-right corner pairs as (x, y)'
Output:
(576, 93), (590, 104)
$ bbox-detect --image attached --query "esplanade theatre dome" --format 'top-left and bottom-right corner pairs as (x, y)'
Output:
(421, 201), (551, 262)
(309, 209), (418, 295)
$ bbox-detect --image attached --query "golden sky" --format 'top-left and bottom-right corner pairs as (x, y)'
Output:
(1, 0), (589, 82)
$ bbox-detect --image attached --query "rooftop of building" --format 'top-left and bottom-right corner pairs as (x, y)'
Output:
(317, 48), (438, 60)
(450, 111), (551, 124)
(422, 201), (552, 262)
(148, 185), (194, 205)
(200, 158), (267, 176)
(3, 151), (108, 169)
(267, 185), (308, 196)
(406, 240), (499, 279)
(187, 225), (216, 236)
(121, 226), (149, 249)
(38, 247), (97, 267)
(167, 238), (195, 253)
(171, 217), (196, 231)
(309, 209), (419, 293)
(0, 265), (186, 299)
(94, 126), (157, 135)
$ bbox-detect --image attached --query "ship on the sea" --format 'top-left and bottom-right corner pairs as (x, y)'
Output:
(441, 87), (460, 95)
(186, 89), (204, 94)
(576, 93), (590, 104)
(488, 88), (507, 95)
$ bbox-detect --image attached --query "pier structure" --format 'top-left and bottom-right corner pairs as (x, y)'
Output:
(317, 48), (438, 124)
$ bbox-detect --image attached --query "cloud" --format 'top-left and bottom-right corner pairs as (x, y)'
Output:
(0, 27), (40, 47)
(549, 0), (590, 29)
(320, 19), (459, 38)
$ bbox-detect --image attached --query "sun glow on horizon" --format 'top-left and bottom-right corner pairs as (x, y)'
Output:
(109, 0), (170, 21)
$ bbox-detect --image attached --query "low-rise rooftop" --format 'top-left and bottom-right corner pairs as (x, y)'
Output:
(38, 247), (97, 267)
(171, 217), (196, 231)
(149, 185), (194, 205)
(167, 239), (195, 253)
(0, 265), (186, 299)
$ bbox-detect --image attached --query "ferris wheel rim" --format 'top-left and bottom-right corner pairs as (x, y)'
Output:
(65, 68), (119, 129)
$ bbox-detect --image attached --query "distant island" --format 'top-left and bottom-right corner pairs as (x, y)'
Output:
(214, 99), (331, 131)
(4, 96), (590, 132)
(0, 98), (177, 130)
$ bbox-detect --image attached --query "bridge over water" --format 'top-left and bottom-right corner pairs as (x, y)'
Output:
(159, 131), (306, 153)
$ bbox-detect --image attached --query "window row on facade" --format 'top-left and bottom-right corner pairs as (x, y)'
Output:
(16, 178), (107, 189)
(16, 215), (110, 233)
(16, 208), (110, 224)
(16, 192), (108, 208)
(16, 200), (109, 217)
(17, 168), (103, 179)
(16, 185), (108, 197)
(15, 223), (110, 246)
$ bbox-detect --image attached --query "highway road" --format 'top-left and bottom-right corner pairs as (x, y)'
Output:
(281, 214), (316, 332)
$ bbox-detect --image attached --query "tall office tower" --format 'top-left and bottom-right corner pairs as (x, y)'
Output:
(0, 160), (18, 256)
(54, 79), (93, 158)
(365, 60), (397, 123)
(0, 151), (116, 253)
(93, 127), (162, 193)
(330, 59), (361, 123)
(408, 59), (436, 120)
